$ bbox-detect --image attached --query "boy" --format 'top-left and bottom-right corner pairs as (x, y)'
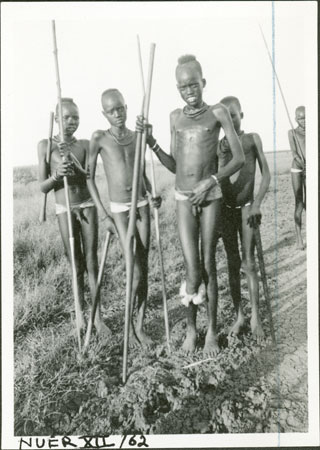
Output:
(218, 96), (270, 342)
(38, 98), (110, 336)
(288, 106), (306, 250)
(87, 88), (160, 347)
(137, 55), (244, 356)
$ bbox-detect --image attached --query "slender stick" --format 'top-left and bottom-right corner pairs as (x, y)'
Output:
(123, 44), (156, 384)
(137, 36), (170, 353)
(52, 20), (82, 351)
(83, 231), (112, 351)
(39, 112), (54, 223)
(258, 24), (305, 163)
(137, 35), (146, 94)
(182, 358), (215, 369)
(253, 226), (276, 345)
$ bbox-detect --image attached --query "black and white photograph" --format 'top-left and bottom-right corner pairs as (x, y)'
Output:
(1, 1), (319, 449)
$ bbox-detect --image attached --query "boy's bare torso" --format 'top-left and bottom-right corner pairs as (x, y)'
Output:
(218, 132), (257, 208)
(49, 138), (90, 204)
(290, 126), (306, 161)
(94, 129), (147, 203)
(172, 106), (221, 191)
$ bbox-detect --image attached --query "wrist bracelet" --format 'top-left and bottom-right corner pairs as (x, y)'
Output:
(153, 144), (160, 154)
(151, 140), (158, 150)
(211, 174), (220, 185)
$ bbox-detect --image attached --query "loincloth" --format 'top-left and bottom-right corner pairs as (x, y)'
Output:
(55, 197), (95, 215)
(175, 184), (222, 202)
(110, 198), (149, 214)
(225, 201), (251, 210)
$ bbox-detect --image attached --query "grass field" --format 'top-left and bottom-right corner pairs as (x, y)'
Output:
(13, 150), (307, 435)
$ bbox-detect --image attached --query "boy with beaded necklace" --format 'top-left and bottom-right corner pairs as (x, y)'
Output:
(87, 88), (160, 347)
(137, 55), (245, 355)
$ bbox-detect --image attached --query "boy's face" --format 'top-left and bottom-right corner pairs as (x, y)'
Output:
(56, 103), (79, 137)
(224, 101), (243, 133)
(295, 108), (305, 129)
(102, 92), (127, 128)
(176, 66), (206, 108)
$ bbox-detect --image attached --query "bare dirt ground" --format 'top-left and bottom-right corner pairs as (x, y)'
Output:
(14, 151), (307, 435)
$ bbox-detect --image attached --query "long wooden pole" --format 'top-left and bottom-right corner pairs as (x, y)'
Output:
(39, 112), (54, 222)
(258, 24), (305, 163)
(83, 231), (112, 351)
(52, 20), (82, 351)
(123, 44), (156, 384)
(137, 36), (170, 353)
(253, 226), (276, 345)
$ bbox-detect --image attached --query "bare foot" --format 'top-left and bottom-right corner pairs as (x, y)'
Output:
(228, 312), (245, 337)
(182, 329), (197, 354)
(250, 317), (265, 344)
(129, 327), (141, 348)
(203, 330), (219, 357)
(296, 231), (305, 250)
(94, 318), (112, 339)
(297, 240), (305, 250)
(135, 329), (153, 348)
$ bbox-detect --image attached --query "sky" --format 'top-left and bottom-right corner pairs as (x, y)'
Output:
(2, 1), (316, 166)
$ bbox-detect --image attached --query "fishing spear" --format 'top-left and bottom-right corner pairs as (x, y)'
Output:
(137, 35), (170, 353)
(259, 24), (305, 164)
(83, 231), (112, 352)
(253, 226), (276, 345)
(52, 20), (82, 351)
(123, 43), (156, 384)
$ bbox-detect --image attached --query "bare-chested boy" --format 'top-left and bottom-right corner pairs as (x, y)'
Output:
(87, 89), (160, 347)
(137, 55), (245, 356)
(38, 98), (110, 336)
(288, 106), (306, 250)
(217, 96), (271, 343)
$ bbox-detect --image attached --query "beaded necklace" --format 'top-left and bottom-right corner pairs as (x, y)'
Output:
(108, 128), (135, 146)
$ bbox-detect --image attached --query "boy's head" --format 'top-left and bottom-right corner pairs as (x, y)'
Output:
(55, 98), (79, 137)
(295, 106), (305, 129)
(175, 55), (206, 108)
(101, 89), (127, 128)
(220, 96), (243, 133)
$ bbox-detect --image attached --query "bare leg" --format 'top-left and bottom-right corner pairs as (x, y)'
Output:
(241, 205), (264, 343)
(81, 207), (111, 338)
(134, 204), (152, 346)
(57, 212), (86, 329)
(221, 205), (245, 336)
(112, 210), (144, 347)
(200, 199), (221, 356)
(177, 200), (201, 354)
(291, 171), (305, 249)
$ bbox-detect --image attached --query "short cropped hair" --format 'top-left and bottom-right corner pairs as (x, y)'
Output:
(295, 105), (305, 115)
(220, 96), (242, 112)
(55, 98), (77, 116)
(176, 54), (203, 78)
(101, 88), (123, 106)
